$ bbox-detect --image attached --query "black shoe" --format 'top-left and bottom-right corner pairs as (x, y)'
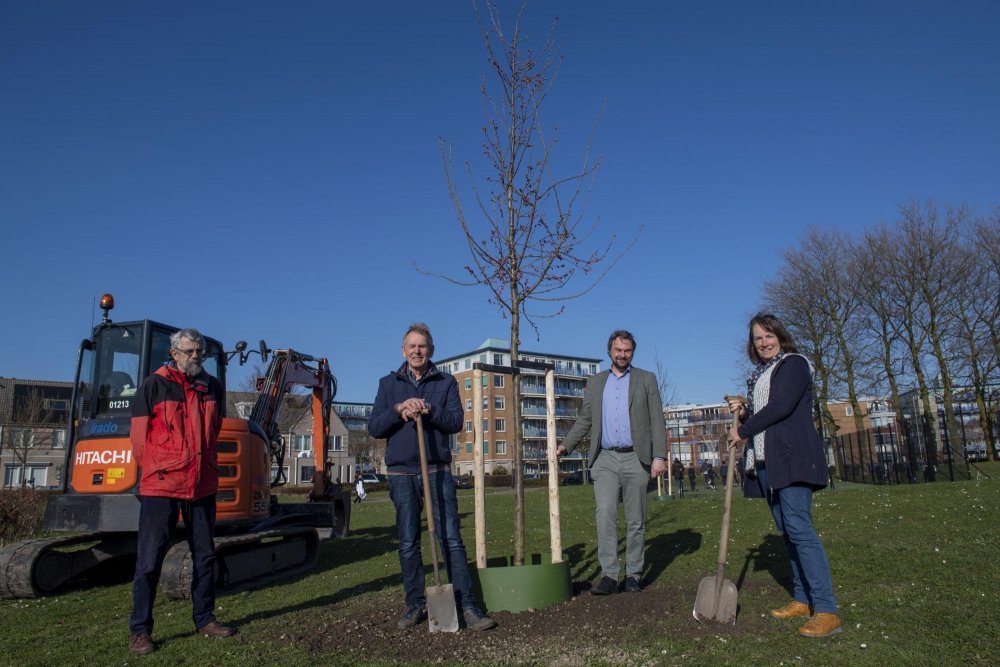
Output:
(397, 606), (426, 629)
(590, 575), (619, 595)
(462, 607), (497, 631)
(624, 577), (642, 593)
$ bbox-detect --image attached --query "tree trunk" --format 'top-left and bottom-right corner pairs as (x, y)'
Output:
(510, 309), (524, 566)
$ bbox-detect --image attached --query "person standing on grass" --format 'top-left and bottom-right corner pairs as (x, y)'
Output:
(687, 465), (697, 492)
(127, 328), (235, 655)
(727, 313), (841, 638)
(354, 472), (366, 504)
(556, 330), (668, 596)
(368, 323), (496, 632)
(672, 458), (685, 495)
(720, 461), (729, 489)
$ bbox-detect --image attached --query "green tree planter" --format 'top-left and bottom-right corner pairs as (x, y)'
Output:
(471, 553), (572, 613)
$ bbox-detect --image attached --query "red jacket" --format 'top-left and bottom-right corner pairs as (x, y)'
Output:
(130, 363), (225, 500)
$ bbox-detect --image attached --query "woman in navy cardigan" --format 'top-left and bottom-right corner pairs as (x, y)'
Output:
(726, 313), (842, 638)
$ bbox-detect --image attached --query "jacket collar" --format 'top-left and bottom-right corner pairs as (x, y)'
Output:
(157, 361), (212, 393)
(393, 361), (439, 385)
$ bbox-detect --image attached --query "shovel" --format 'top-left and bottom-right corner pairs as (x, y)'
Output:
(415, 411), (460, 633)
(693, 403), (742, 624)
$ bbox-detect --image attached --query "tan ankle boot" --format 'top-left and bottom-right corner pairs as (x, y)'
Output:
(769, 601), (814, 619)
(798, 613), (842, 637)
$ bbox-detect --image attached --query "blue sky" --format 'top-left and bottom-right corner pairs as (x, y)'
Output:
(2, 1), (998, 405)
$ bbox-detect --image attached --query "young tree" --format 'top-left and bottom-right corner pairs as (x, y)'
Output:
(5, 390), (53, 488)
(420, 1), (638, 565)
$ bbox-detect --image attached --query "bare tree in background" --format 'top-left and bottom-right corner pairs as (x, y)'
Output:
(5, 390), (52, 488)
(654, 348), (678, 408)
(347, 430), (386, 475)
(419, 0), (639, 566)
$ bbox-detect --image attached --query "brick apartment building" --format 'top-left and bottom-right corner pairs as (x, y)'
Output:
(435, 338), (602, 477)
(664, 402), (730, 469)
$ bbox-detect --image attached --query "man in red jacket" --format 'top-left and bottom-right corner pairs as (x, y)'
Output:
(127, 328), (234, 654)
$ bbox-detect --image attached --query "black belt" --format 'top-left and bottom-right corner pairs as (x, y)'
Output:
(604, 447), (634, 453)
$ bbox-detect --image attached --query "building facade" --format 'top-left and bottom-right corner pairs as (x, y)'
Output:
(435, 338), (602, 477)
(0, 378), (73, 489)
(664, 402), (729, 469)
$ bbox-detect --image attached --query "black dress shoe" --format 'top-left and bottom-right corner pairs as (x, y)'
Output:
(590, 575), (619, 595)
(624, 576), (642, 593)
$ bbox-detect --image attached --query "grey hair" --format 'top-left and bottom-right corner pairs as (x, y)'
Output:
(607, 329), (637, 354)
(403, 322), (433, 347)
(170, 328), (206, 351)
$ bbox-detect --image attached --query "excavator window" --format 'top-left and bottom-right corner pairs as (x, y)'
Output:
(95, 325), (142, 415)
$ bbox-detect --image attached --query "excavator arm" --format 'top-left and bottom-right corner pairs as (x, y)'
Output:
(248, 350), (337, 499)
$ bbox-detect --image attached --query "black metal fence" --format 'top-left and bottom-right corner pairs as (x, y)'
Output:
(834, 415), (992, 485)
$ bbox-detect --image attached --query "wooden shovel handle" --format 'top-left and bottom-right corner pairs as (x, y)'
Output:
(415, 409), (443, 588)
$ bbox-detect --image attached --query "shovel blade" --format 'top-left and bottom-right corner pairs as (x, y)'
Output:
(426, 584), (459, 633)
(692, 576), (738, 625)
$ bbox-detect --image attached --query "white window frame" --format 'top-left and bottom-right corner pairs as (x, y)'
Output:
(494, 395), (505, 410)
(496, 440), (507, 455)
(292, 434), (312, 452)
(483, 418), (489, 433)
(494, 375), (504, 388)
(495, 418), (506, 432)
(466, 421), (472, 432)
(331, 435), (343, 452)
(466, 399), (472, 411)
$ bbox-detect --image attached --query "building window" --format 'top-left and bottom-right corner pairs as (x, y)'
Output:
(44, 398), (69, 411)
(494, 353), (503, 365)
(4, 465), (48, 488)
(51, 429), (68, 449)
(465, 378), (472, 390)
(494, 375), (504, 388)
(496, 440), (507, 455)
(466, 421), (472, 432)
(495, 418), (506, 432)
(466, 442), (473, 454)
(484, 440), (490, 454)
(845, 406), (854, 416)
(590, 364), (597, 374)
(465, 359), (471, 370)
(483, 374), (488, 387)
(480, 354), (487, 363)
(483, 397), (488, 410)
(466, 399), (472, 411)
(331, 435), (343, 452)
(483, 418), (489, 433)
(300, 465), (316, 484)
(494, 396), (505, 410)
(270, 465), (291, 484)
(292, 434), (312, 452)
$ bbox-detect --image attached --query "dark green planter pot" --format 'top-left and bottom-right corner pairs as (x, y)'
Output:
(470, 553), (572, 613)
(655, 494), (676, 501)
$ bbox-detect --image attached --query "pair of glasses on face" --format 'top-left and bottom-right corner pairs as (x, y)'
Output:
(174, 348), (205, 358)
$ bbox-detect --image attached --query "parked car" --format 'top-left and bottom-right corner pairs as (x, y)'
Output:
(454, 476), (472, 489)
(361, 473), (381, 484)
(562, 471), (585, 486)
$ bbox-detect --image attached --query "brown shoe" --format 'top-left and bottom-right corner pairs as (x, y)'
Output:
(798, 612), (843, 638)
(770, 600), (814, 619)
(197, 621), (237, 638)
(129, 633), (156, 654)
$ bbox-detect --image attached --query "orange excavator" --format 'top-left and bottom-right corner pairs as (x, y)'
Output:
(0, 295), (350, 599)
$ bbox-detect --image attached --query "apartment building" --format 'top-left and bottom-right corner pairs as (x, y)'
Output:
(0, 378), (73, 489)
(434, 338), (601, 477)
(664, 402), (729, 468)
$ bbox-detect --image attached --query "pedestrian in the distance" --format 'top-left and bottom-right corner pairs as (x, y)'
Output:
(720, 461), (729, 489)
(687, 465), (696, 492)
(671, 458), (685, 495)
(705, 466), (717, 490)
(354, 473), (366, 504)
(727, 313), (841, 638)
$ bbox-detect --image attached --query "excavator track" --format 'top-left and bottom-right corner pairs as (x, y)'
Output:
(0, 532), (137, 599)
(160, 526), (320, 600)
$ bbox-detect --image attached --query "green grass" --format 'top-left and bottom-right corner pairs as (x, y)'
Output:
(2, 479), (998, 666)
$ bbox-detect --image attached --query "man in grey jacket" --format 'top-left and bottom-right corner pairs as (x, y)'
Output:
(557, 330), (668, 595)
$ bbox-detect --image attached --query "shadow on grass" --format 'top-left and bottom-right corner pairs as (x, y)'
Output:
(564, 542), (599, 582)
(735, 534), (794, 598)
(644, 528), (702, 584)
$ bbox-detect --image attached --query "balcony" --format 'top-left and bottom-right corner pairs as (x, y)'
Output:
(522, 426), (569, 439)
(520, 384), (585, 398)
(521, 406), (580, 418)
(334, 406), (373, 418)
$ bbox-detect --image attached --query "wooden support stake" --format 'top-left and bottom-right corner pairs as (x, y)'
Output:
(473, 368), (486, 569)
(545, 369), (562, 563)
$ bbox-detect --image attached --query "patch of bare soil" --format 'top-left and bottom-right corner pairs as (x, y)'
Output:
(258, 577), (786, 665)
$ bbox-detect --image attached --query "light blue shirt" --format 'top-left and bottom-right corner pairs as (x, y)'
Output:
(601, 367), (633, 449)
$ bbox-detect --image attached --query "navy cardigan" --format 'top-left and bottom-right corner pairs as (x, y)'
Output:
(368, 363), (463, 475)
(738, 354), (828, 496)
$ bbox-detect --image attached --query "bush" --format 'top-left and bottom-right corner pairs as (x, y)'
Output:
(492, 465), (508, 476)
(0, 489), (47, 547)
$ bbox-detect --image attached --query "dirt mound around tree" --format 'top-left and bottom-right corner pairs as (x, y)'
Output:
(259, 577), (786, 664)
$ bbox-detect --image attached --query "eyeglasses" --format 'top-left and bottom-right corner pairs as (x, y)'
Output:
(174, 347), (205, 357)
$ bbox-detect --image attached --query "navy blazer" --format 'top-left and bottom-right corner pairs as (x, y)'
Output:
(368, 363), (463, 474)
(738, 355), (828, 496)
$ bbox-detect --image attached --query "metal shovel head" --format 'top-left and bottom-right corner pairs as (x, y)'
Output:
(692, 575), (738, 625)
(426, 583), (459, 633)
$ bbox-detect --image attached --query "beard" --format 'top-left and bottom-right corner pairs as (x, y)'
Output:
(179, 359), (203, 376)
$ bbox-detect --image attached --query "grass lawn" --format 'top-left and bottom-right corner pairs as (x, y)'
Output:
(1, 478), (998, 666)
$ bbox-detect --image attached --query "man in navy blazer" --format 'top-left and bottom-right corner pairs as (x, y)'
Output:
(557, 330), (668, 595)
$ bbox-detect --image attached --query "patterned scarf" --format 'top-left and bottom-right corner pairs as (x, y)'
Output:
(744, 351), (785, 473)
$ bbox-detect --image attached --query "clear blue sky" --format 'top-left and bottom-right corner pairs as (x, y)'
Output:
(2, 1), (998, 404)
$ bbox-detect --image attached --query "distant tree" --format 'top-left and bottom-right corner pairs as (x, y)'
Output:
(5, 390), (53, 488)
(347, 430), (386, 474)
(419, 0), (639, 566)
(654, 348), (678, 408)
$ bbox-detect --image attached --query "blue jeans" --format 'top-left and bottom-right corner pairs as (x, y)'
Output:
(130, 495), (218, 635)
(756, 466), (838, 614)
(389, 470), (477, 611)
